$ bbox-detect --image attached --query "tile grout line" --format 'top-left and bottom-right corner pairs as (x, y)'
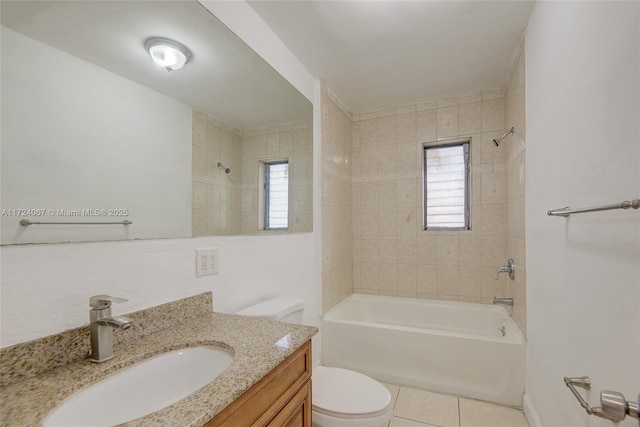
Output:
(393, 414), (442, 427)
(394, 385), (403, 408)
(388, 385), (401, 427)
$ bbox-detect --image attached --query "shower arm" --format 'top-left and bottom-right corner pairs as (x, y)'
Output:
(501, 127), (515, 139)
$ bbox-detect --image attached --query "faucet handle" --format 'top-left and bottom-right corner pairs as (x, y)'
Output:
(89, 295), (128, 309)
(495, 259), (515, 280)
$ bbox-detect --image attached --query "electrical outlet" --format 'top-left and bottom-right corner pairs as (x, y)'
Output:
(196, 248), (219, 277)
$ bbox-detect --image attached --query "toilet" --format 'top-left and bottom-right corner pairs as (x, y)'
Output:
(237, 297), (393, 427)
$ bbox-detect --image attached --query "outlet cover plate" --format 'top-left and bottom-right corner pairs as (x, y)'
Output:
(196, 248), (219, 277)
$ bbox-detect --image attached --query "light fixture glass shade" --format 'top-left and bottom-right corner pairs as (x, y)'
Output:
(145, 37), (192, 72)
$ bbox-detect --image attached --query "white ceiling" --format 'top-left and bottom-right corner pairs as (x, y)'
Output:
(248, 1), (535, 114)
(0, 1), (312, 130)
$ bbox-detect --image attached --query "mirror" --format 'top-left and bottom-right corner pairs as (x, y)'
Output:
(0, 0), (313, 245)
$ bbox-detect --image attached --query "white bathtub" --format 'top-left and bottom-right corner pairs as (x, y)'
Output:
(322, 294), (525, 407)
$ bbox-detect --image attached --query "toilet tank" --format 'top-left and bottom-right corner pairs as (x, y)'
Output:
(236, 296), (305, 323)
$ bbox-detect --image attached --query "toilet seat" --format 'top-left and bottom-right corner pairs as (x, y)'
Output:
(312, 366), (392, 419)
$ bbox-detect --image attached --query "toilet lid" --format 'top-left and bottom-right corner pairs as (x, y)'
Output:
(312, 366), (392, 418)
(236, 296), (304, 321)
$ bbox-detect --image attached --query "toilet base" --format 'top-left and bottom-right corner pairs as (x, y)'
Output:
(312, 406), (393, 427)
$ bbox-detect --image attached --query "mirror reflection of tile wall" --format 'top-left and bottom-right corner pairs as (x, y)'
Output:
(192, 112), (243, 236)
(192, 112), (312, 236)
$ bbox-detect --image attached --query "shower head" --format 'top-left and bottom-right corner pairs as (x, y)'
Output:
(492, 127), (515, 147)
(217, 162), (231, 174)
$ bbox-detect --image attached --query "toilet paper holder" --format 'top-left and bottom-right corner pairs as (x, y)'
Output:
(564, 376), (640, 424)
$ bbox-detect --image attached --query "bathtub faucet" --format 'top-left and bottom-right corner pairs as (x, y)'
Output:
(495, 259), (515, 280)
(493, 297), (514, 306)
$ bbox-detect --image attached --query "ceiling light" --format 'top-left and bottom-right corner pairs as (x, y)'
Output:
(144, 37), (192, 72)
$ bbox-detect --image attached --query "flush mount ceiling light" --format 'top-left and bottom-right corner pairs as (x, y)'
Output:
(144, 37), (192, 72)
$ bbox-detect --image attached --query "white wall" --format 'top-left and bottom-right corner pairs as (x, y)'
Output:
(200, 1), (314, 103)
(1, 27), (192, 244)
(0, 233), (315, 348)
(525, 2), (639, 426)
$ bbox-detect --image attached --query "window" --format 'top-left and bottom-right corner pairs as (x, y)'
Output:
(264, 161), (289, 230)
(423, 140), (470, 230)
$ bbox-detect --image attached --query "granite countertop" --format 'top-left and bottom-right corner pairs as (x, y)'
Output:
(0, 312), (318, 426)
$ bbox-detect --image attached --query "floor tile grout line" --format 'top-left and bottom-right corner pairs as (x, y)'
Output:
(388, 384), (402, 427)
(393, 385), (402, 410)
(393, 414), (444, 427)
(392, 414), (443, 427)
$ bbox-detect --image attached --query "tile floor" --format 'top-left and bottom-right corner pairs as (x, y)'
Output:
(382, 383), (530, 427)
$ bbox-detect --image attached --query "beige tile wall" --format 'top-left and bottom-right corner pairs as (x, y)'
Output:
(352, 90), (513, 303)
(192, 112), (243, 236)
(240, 123), (313, 234)
(193, 111), (313, 236)
(321, 89), (353, 312)
(504, 42), (527, 334)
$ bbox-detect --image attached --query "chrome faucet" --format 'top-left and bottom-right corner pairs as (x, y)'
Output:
(495, 258), (515, 280)
(89, 295), (132, 363)
(493, 297), (514, 306)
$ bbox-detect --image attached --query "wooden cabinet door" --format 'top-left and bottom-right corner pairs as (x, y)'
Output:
(205, 341), (311, 427)
(267, 380), (311, 427)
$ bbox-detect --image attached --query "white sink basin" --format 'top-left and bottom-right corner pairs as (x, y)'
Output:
(44, 346), (234, 427)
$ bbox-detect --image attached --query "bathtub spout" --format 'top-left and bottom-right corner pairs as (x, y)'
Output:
(493, 297), (514, 306)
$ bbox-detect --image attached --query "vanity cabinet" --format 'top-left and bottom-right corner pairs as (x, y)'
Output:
(206, 340), (312, 427)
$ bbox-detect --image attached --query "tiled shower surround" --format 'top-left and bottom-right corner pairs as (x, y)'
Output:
(321, 89), (354, 311)
(192, 112), (312, 236)
(240, 123), (313, 234)
(192, 112), (243, 236)
(321, 70), (526, 332)
(504, 43), (527, 334)
(351, 90), (512, 305)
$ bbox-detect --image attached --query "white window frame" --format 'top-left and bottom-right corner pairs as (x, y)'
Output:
(260, 160), (289, 231)
(422, 138), (471, 231)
